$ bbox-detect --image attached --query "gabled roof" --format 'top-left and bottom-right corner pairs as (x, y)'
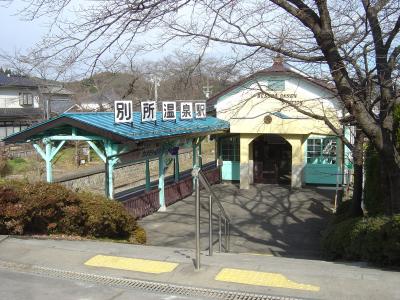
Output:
(0, 73), (38, 88)
(3, 112), (230, 144)
(0, 108), (43, 118)
(207, 58), (336, 110)
(39, 85), (74, 95)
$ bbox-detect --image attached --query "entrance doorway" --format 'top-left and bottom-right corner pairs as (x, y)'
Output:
(252, 134), (292, 184)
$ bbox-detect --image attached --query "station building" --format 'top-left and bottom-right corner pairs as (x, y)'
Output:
(208, 58), (348, 189)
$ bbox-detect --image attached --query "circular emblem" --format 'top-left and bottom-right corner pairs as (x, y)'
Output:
(264, 115), (272, 124)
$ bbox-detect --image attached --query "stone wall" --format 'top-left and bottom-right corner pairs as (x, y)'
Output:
(56, 152), (213, 196)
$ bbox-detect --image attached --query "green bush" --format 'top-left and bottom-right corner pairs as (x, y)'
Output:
(395, 104), (400, 150)
(322, 215), (400, 266)
(364, 144), (384, 215)
(0, 157), (11, 177)
(0, 180), (145, 243)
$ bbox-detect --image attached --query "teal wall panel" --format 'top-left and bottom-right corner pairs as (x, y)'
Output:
(304, 164), (342, 185)
(221, 161), (240, 181)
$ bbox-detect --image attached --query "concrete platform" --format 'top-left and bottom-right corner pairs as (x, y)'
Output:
(139, 184), (335, 259)
(0, 237), (398, 300)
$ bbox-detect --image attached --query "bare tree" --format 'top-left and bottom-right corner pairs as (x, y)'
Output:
(12, 0), (400, 214)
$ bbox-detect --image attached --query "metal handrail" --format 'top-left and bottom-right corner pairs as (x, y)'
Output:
(198, 170), (231, 222)
(192, 165), (231, 269)
(197, 170), (231, 255)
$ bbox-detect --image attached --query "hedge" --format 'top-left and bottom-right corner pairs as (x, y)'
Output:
(322, 202), (400, 266)
(364, 144), (384, 216)
(0, 180), (146, 244)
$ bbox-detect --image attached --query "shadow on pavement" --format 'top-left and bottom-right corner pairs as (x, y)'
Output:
(139, 183), (335, 260)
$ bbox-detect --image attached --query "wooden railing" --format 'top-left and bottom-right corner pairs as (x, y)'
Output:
(121, 166), (221, 219)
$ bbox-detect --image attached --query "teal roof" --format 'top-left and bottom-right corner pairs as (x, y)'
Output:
(3, 112), (230, 143)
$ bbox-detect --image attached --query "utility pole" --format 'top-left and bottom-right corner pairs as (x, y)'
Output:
(202, 78), (213, 99)
(151, 76), (161, 102)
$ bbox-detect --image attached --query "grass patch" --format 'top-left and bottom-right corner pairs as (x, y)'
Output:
(7, 158), (31, 174)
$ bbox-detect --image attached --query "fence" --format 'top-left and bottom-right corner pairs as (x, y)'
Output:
(121, 166), (221, 219)
(0, 143), (38, 158)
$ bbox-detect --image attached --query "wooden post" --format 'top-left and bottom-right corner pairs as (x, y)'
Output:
(158, 150), (166, 211)
(174, 153), (179, 182)
(146, 159), (151, 191)
(45, 142), (52, 183)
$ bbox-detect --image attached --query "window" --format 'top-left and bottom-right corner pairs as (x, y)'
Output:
(19, 93), (33, 106)
(219, 135), (240, 162)
(0, 121), (30, 138)
(266, 80), (285, 91)
(307, 137), (337, 164)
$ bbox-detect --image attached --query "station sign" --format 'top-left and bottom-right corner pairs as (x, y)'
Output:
(114, 100), (206, 124)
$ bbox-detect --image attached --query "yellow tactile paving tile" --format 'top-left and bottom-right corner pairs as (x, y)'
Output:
(84, 255), (178, 274)
(215, 268), (320, 292)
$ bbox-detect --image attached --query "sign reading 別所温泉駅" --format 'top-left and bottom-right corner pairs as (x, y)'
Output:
(114, 100), (206, 124)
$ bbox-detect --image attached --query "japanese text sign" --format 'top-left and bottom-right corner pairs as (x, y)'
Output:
(114, 100), (133, 123)
(141, 101), (156, 122)
(195, 102), (206, 119)
(162, 101), (176, 121)
(180, 102), (193, 120)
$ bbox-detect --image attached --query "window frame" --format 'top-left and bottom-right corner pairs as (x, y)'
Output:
(306, 137), (338, 165)
(266, 79), (285, 91)
(219, 135), (240, 162)
(19, 93), (34, 106)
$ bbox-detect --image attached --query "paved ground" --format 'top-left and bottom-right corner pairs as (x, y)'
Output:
(139, 184), (335, 258)
(0, 269), (205, 300)
(0, 237), (399, 300)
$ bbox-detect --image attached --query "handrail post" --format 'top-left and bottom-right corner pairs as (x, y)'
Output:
(218, 212), (222, 253)
(224, 219), (227, 252)
(209, 195), (213, 256)
(227, 222), (230, 252)
(195, 168), (201, 270)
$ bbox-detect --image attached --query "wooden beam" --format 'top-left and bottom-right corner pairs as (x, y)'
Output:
(48, 135), (105, 141)
(50, 141), (66, 161)
(32, 143), (46, 160)
(87, 141), (106, 163)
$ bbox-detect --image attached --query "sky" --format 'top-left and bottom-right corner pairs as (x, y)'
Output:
(0, 1), (48, 54)
(0, 0), (236, 79)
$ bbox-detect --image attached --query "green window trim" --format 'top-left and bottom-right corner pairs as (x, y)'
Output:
(219, 135), (240, 162)
(307, 137), (338, 165)
(266, 80), (285, 91)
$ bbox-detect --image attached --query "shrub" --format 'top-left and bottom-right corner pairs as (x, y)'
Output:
(78, 192), (135, 239)
(0, 157), (11, 177)
(363, 144), (384, 215)
(0, 180), (145, 243)
(322, 215), (400, 266)
(333, 199), (353, 224)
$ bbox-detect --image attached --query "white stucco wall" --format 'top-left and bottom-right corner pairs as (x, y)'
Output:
(0, 88), (40, 108)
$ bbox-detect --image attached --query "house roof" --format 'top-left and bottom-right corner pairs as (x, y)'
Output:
(3, 112), (230, 144)
(207, 58), (336, 110)
(0, 108), (43, 118)
(39, 85), (74, 95)
(50, 99), (75, 115)
(0, 74), (38, 88)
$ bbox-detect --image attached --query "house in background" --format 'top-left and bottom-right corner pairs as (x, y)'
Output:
(40, 84), (76, 118)
(0, 73), (74, 140)
(208, 57), (350, 187)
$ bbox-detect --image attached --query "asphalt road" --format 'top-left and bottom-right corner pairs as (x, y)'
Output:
(0, 269), (207, 300)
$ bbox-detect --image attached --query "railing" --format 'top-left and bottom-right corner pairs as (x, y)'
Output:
(192, 166), (231, 269)
(198, 170), (231, 255)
